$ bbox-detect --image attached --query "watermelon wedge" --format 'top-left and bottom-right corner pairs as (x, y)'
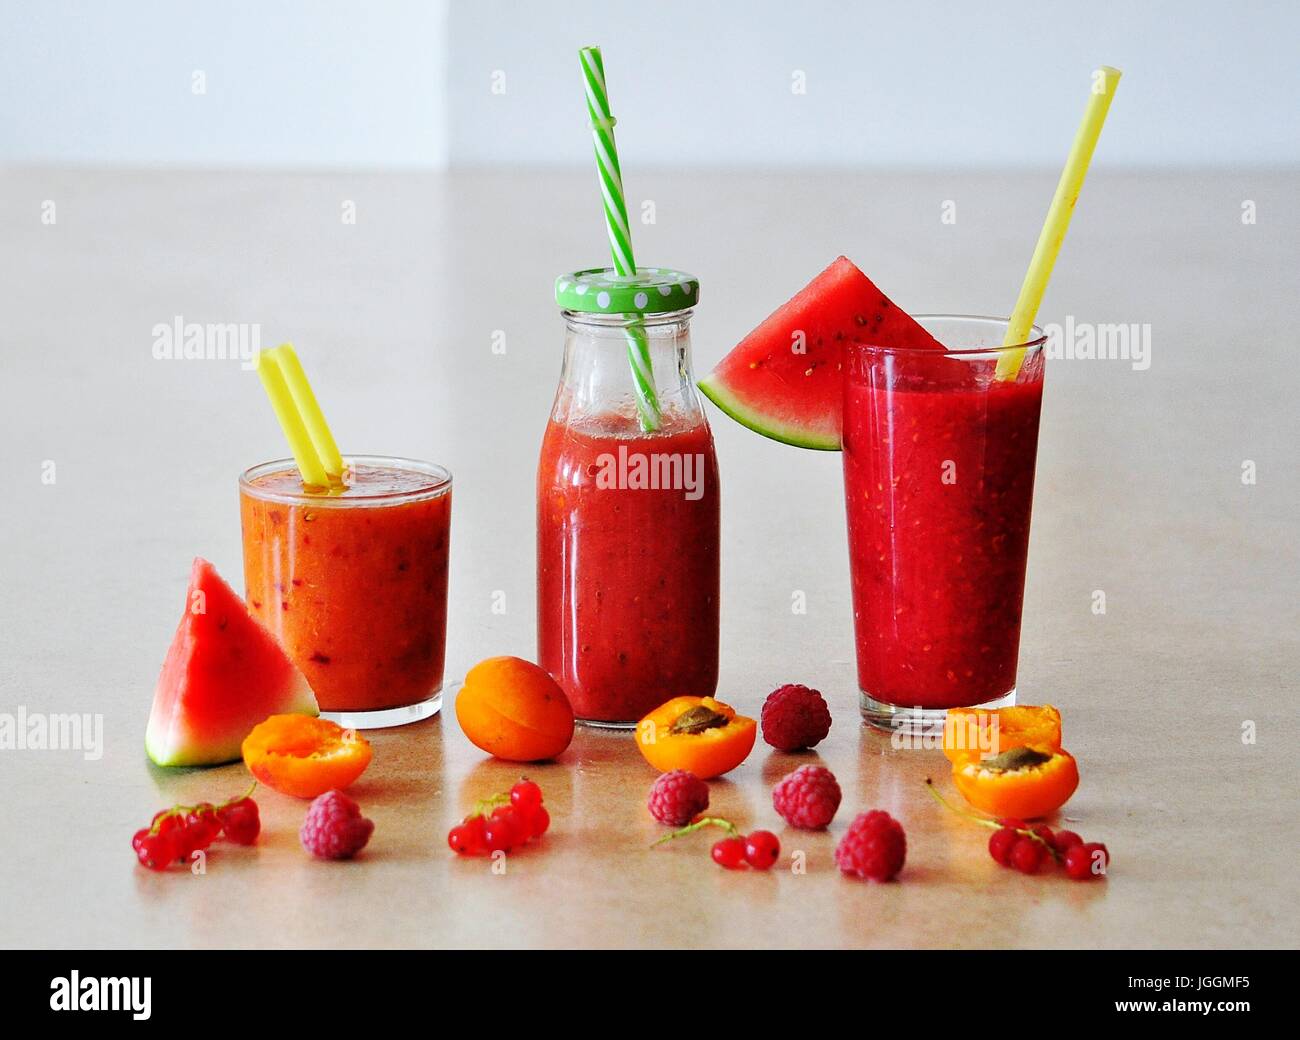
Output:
(699, 256), (944, 450)
(146, 558), (318, 767)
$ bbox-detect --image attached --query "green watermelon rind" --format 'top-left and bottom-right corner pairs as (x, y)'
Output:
(144, 672), (317, 769)
(698, 373), (841, 452)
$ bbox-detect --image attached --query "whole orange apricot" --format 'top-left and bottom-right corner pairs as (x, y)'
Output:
(455, 656), (574, 762)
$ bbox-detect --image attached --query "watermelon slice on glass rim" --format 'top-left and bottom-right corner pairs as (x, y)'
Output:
(698, 256), (944, 449)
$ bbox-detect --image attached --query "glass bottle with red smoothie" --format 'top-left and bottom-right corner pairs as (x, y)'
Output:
(538, 269), (719, 726)
(842, 316), (1046, 732)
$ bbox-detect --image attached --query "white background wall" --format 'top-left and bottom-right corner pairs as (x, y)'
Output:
(2, 0), (1297, 168)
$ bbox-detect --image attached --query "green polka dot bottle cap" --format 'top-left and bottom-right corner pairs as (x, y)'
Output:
(555, 267), (699, 315)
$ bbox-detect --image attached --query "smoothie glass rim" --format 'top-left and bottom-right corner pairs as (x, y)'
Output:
(239, 454), (452, 507)
(852, 314), (1047, 356)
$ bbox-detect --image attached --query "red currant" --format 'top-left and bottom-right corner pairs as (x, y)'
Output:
(132, 828), (150, 853)
(461, 815), (488, 854)
(448, 824), (475, 855)
(988, 827), (1018, 866)
(526, 805), (551, 839)
(483, 825), (513, 853)
(997, 817), (1029, 831)
(173, 826), (205, 862)
(1052, 830), (1083, 854)
(743, 830), (780, 870)
(1010, 836), (1045, 874)
(510, 779), (544, 814)
(151, 810), (183, 836)
(1031, 824), (1055, 847)
(181, 813), (219, 851)
(711, 837), (747, 869)
(136, 831), (180, 871)
(1065, 842), (1109, 880)
(484, 808), (520, 852)
(219, 800), (261, 845)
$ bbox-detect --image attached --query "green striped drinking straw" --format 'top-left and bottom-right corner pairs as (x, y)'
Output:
(578, 44), (660, 432)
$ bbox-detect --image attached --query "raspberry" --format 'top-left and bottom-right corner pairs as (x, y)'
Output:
(834, 810), (906, 882)
(300, 790), (374, 860)
(771, 764), (842, 829)
(647, 770), (710, 826)
(760, 684), (832, 750)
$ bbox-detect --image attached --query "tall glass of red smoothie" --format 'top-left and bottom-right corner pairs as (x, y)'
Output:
(239, 455), (452, 729)
(538, 270), (719, 726)
(842, 316), (1046, 733)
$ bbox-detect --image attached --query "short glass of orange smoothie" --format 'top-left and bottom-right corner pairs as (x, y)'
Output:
(239, 455), (452, 729)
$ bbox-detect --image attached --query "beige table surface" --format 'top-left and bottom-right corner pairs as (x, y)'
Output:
(0, 166), (1296, 949)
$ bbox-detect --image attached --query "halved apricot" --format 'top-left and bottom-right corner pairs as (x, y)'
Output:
(241, 714), (372, 798)
(952, 745), (1079, 820)
(455, 656), (574, 762)
(635, 696), (756, 779)
(943, 704), (1063, 764)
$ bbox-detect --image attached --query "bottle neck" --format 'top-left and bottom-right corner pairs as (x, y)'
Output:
(552, 310), (704, 432)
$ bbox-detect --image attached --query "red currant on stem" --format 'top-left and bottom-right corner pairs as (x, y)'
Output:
(1052, 830), (1083, 854)
(448, 814), (492, 857)
(133, 782), (260, 870)
(925, 778), (1064, 867)
(510, 778), (543, 814)
(490, 805), (525, 847)
(151, 810), (184, 837)
(526, 805), (550, 839)
(220, 799), (261, 845)
(743, 830), (781, 870)
(483, 817), (516, 853)
(1010, 837), (1046, 874)
(654, 816), (772, 871)
(136, 831), (181, 871)
(447, 824), (474, 854)
(462, 814), (488, 853)
(988, 827), (1018, 867)
(711, 837), (747, 869)
(1064, 842), (1110, 881)
(448, 782), (549, 856)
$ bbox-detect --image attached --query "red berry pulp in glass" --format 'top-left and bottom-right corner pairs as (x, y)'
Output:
(537, 415), (720, 723)
(842, 350), (1044, 709)
(241, 462), (451, 714)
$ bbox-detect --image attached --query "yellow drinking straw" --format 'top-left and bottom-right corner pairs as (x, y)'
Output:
(270, 344), (345, 480)
(997, 66), (1122, 380)
(255, 344), (343, 488)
